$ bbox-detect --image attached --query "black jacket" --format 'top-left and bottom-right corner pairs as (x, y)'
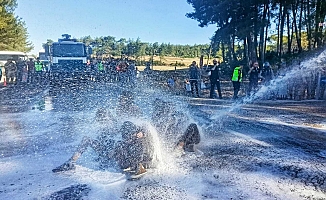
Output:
(208, 65), (220, 82)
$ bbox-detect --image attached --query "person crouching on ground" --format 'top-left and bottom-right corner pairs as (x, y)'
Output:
(113, 121), (154, 177)
(175, 123), (201, 153)
(52, 121), (154, 179)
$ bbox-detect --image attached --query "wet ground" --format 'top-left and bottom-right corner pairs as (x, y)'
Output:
(0, 82), (325, 199)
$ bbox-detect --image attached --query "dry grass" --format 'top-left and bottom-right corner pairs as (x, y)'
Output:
(137, 65), (188, 71)
(139, 56), (219, 71)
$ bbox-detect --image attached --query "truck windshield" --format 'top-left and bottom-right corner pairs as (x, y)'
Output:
(52, 44), (85, 57)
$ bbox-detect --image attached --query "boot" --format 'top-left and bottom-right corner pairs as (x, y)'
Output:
(130, 163), (147, 179)
(52, 162), (76, 173)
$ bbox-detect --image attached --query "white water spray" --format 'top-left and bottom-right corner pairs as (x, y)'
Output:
(210, 49), (326, 122)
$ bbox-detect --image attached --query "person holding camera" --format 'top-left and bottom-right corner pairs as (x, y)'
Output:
(207, 59), (222, 99)
(248, 61), (260, 95)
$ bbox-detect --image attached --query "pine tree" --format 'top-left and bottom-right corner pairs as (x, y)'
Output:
(0, 0), (33, 52)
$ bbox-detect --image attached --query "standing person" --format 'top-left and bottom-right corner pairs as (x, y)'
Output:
(208, 59), (222, 99)
(34, 57), (44, 83)
(97, 60), (105, 82)
(189, 61), (200, 97)
(231, 64), (243, 99)
(4, 59), (17, 84)
(261, 62), (273, 83)
(27, 58), (35, 83)
(127, 61), (137, 84)
(0, 65), (2, 83)
(248, 61), (260, 95)
(16, 58), (26, 84)
(318, 66), (326, 100)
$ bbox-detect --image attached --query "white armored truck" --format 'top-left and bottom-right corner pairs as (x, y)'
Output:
(45, 34), (92, 83)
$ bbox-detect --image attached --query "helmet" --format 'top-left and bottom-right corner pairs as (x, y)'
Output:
(263, 62), (270, 67)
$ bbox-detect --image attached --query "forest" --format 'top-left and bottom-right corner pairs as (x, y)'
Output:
(186, 0), (326, 65)
(1, 0), (326, 68)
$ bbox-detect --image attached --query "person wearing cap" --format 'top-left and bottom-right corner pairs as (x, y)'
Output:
(231, 64), (243, 99)
(207, 59), (222, 99)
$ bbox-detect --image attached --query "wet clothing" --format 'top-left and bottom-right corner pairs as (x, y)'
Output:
(177, 123), (200, 151)
(152, 99), (189, 143)
(114, 134), (153, 170)
(63, 122), (154, 171)
(261, 65), (273, 82)
(248, 67), (260, 94)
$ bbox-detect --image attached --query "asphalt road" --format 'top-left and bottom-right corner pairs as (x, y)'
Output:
(0, 83), (326, 199)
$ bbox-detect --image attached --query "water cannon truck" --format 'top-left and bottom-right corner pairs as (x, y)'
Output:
(44, 34), (92, 83)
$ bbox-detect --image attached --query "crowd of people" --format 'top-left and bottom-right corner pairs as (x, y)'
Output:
(85, 57), (140, 84)
(1, 57), (51, 85)
(0, 56), (143, 86)
(52, 91), (201, 179)
(182, 59), (274, 99)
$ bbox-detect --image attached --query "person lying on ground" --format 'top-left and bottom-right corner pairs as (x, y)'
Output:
(52, 121), (154, 179)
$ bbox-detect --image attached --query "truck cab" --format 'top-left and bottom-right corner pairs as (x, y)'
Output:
(47, 34), (92, 82)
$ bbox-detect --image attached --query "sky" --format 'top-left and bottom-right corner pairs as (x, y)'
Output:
(15, 0), (217, 55)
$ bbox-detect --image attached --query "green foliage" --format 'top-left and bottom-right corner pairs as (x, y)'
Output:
(76, 35), (212, 60)
(186, 0), (326, 65)
(0, 0), (33, 52)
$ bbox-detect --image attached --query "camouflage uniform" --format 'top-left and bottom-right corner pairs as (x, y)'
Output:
(52, 121), (154, 173)
(4, 60), (17, 83)
(152, 98), (189, 143)
(176, 123), (201, 152)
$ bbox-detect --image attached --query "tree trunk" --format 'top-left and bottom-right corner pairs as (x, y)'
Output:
(287, 12), (292, 54)
(297, 0), (303, 52)
(306, 0), (312, 50)
(231, 35), (236, 61)
(259, 1), (268, 62)
(279, 3), (286, 56)
(314, 0), (322, 48)
(244, 38), (248, 63)
(277, 2), (282, 56)
(221, 42), (226, 62)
